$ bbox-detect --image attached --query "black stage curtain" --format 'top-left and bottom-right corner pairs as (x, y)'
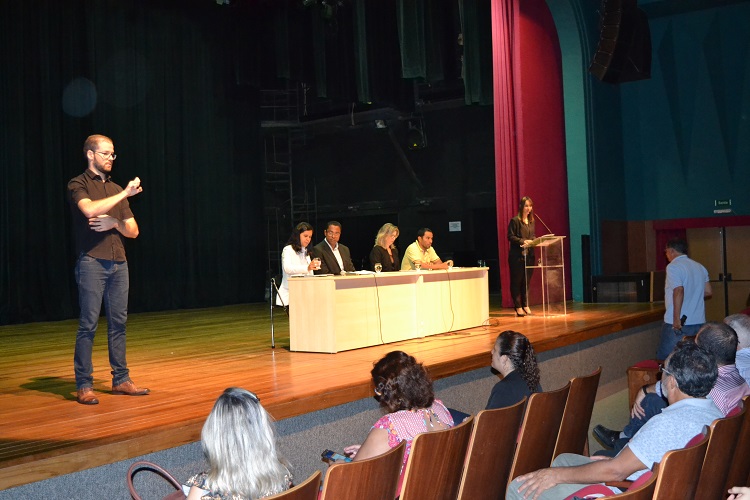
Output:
(0, 0), (491, 325)
(0, 1), (265, 324)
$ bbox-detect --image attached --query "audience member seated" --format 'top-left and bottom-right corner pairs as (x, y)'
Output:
(486, 330), (542, 409)
(593, 321), (750, 454)
(369, 223), (400, 272)
(277, 222), (317, 308)
(185, 387), (292, 500)
(506, 341), (722, 500)
(729, 486), (750, 500)
(725, 313), (750, 385)
(344, 351), (454, 473)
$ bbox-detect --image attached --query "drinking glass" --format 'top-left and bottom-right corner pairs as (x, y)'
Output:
(414, 261), (422, 271)
(374, 263), (383, 274)
(312, 257), (321, 270)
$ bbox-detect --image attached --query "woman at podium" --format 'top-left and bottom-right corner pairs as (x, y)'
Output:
(507, 196), (536, 316)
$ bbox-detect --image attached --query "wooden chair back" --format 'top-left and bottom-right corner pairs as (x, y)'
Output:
(694, 402), (745, 499)
(553, 366), (602, 460)
(652, 430), (709, 499)
(319, 441), (404, 500)
(399, 415), (474, 500)
(264, 470), (321, 500)
(725, 396), (750, 492)
(508, 382), (571, 483)
(456, 398), (526, 500)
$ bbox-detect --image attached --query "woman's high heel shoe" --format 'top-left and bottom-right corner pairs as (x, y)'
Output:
(523, 306), (533, 315)
(515, 308), (526, 317)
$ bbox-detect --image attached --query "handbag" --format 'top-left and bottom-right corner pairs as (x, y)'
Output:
(127, 460), (187, 500)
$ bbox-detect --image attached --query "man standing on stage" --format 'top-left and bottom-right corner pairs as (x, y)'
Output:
(400, 227), (453, 270)
(657, 238), (711, 360)
(311, 221), (356, 275)
(67, 134), (149, 405)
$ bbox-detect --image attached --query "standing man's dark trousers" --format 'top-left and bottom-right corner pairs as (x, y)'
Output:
(74, 255), (131, 390)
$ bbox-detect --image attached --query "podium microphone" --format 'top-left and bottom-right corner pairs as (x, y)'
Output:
(534, 212), (554, 235)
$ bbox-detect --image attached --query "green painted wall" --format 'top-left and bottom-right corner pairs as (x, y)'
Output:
(621, 3), (750, 220)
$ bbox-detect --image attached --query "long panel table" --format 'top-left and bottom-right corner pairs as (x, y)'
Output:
(288, 267), (489, 353)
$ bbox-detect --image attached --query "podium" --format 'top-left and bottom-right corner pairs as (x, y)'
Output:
(525, 235), (566, 316)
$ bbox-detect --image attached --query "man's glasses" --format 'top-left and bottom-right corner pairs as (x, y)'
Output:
(659, 365), (673, 377)
(94, 151), (117, 160)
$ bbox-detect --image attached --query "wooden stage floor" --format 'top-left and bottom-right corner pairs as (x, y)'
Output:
(0, 298), (663, 490)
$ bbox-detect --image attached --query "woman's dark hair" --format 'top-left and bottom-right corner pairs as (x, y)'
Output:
(496, 330), (540, 392)
(516, 196), (534, 222)
(371, 351), (434, 413)
(286, 221), (313, 253)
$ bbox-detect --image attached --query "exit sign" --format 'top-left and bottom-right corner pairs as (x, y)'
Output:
(714, 198), (732, 214)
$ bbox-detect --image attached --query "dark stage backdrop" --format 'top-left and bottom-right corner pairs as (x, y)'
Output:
(0, 0), (496, 325)
(0, 1), (265, 324)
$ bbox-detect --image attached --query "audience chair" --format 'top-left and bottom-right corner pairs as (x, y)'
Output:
(626, 359), (661, 409)
(319, 440), (405, 500)
(563, 466), (657, 500)
(647, 429), (709, 499)
(694, 402), (746, 499)
(456, 399), (526, 500)
(553, 366), (602, 460)
(507, 382), (571, 484)
(126, 460), (185, 500)
(264, 471), (321, 500)
(725, 396), (750, 492)
(399, 415), (475, 500)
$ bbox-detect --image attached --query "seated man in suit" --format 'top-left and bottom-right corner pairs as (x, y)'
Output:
(311, 221), (355, 275)
(507, 341), (722, 500)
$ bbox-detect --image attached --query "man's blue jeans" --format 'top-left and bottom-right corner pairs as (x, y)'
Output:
(74, 255), (130, 389)
(657, 322), (702, 360)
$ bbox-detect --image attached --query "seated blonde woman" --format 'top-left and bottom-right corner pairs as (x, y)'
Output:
(369, 223), (400, 272)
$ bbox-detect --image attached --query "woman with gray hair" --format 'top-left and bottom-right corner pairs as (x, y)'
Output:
(185, 387), (292, 499)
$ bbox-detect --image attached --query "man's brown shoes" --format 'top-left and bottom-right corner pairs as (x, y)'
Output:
(112, 380), (150, 396)
(76, 387), (100, 405)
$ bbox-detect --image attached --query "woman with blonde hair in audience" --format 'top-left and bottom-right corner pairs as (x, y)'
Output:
(486, 330), (541, 409)
(185, 387), (292, 499)
(344, 350), (454, 471)
(369, 223), (400, 272)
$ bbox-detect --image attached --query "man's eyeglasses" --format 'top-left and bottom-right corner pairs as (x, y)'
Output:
(94, 151), (117, 160)
(659, 365), (673, 377)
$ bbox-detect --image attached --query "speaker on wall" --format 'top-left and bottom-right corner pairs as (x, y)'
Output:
(589, 0), (652, 84)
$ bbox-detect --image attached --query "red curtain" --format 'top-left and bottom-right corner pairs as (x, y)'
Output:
(492, 0), (521, 308)
(493, 0), (570, 308)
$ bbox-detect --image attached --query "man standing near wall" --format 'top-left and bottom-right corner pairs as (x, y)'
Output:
(657, 238), (711, 360)
(67, 134), (149, 405)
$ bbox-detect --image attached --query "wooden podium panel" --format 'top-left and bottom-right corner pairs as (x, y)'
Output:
(289, 268), (489, 353)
